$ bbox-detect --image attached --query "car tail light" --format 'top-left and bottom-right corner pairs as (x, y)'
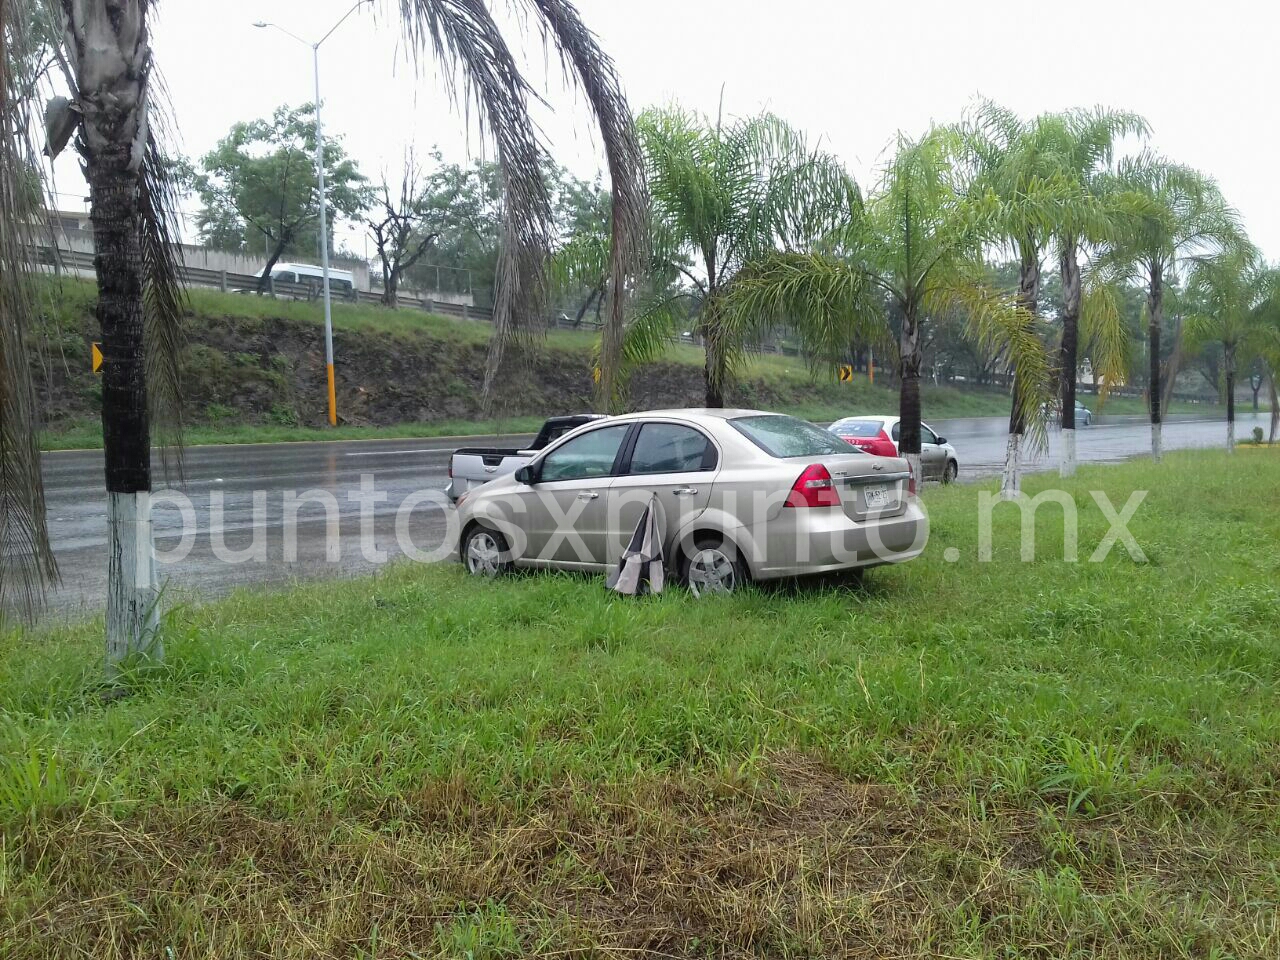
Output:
(846, 430), (896, 458)
(907, 458), (917, 496)
(785, 464), (841, 508)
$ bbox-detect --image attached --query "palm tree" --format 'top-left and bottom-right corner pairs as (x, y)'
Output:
(1256, 288), (1280, 443)
(37, 1), (188, 668)
(726, 129), (1052, 483)
(623, 107), (862, 407)
(961, 103), (1063, 496)
(961, 103), (1146, 489)
(1032, 108), (1149, 476)
(1185, 249), (1276, 450)
(1104, 155), (1244, 460)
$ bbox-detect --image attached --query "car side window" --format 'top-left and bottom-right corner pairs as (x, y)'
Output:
(537, 425), (630, 482)
(920, 426), (937, 445)
(627, 423), (715, 475)
(891, 422), (901, 442)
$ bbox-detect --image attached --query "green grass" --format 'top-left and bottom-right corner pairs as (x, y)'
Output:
(3, 450), (1278, 957)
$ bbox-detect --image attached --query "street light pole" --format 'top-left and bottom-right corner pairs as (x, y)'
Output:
(311, 43), (337, 425)
(254, 0), (369, 427)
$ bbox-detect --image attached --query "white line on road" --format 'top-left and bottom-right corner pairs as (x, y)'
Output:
(344, 448), (454, 458)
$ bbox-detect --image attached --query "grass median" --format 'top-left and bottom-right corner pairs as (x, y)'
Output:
(2, 450), (1278, 957)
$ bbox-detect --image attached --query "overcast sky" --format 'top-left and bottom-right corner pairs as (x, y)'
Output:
(48, 0), (1280, 260)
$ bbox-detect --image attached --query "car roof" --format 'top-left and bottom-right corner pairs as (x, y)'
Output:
(833, 415), (895, 425)
(605, 407), (777, 424)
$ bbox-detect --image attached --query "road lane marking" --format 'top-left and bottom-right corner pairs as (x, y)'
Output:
(344, 448), (454, 458)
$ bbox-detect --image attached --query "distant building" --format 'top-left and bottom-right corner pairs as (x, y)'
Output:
(48, 209), (93, 243)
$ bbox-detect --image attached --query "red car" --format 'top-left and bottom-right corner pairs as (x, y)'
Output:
(829, 416), (959, 483)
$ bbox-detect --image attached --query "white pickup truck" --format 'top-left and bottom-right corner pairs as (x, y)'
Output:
(446, 414), (605, 502)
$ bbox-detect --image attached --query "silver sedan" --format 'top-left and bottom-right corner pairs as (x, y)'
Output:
(453, 409), (929, 594)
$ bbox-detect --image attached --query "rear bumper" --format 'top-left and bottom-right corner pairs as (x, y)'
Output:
(741, 501), (929, 580)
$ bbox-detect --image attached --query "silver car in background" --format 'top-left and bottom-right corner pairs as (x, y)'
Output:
(454, 409), (928, 594)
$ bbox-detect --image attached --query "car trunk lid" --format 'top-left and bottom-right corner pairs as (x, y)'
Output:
(818, 454), (911, 520)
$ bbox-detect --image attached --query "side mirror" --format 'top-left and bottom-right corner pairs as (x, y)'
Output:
(935, 437), (947, 445)
(514, 465), (535, 485)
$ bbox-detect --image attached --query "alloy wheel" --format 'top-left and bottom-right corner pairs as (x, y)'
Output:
(466, 530), (504, 577)
(687, 546), (738, 597)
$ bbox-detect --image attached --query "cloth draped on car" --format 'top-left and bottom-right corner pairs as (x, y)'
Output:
(607, 497), (665, 595)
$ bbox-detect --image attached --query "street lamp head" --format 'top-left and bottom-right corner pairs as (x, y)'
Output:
(252, 21), (268, 28)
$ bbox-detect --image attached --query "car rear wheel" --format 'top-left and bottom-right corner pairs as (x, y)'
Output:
(681, 535), (748, 597)
(462, 525), (512, 578)
(943, 460), (958, 484)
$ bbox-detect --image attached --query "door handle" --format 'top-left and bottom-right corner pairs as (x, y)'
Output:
(672, 486), (698, 495)
(577, 491), (599, 500)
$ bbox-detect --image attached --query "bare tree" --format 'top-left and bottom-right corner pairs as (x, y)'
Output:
(368, 150), (439, 308)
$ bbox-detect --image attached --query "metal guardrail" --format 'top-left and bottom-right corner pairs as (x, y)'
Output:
(37, 244), (617, 332)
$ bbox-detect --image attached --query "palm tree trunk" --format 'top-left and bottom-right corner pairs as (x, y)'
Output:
(1001, 250), (1040, 499)
(1269, 369), (1278, 444)
(898, 301), (923, 483)
(1058, 242), (1081, 478)
(1147, 263), (1164, 461)
(701, 293), (724, 408)
(70, 0), (161, 670)
(1224, 343), (1235, 452)
(703, 339), (723, 407)
(90, 145), (161, 671)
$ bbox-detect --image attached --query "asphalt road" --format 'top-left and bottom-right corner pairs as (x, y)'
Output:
(31, 410), (1267, 617)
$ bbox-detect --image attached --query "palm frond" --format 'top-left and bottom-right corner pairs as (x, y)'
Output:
(1079, 266), (1130, 399)
(722, 250), (890, 375)
(1, 0), (58, 614)
(519, 0), (647, 413)
(139, 89), (187, 478)
(397, 0), (553, 415)
(618, 288), (689, 369)
(931, 280), (1053, 451)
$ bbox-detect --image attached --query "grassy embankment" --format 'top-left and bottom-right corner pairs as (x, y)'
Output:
(3, 449), (1278, 957)
(36, 281), (1229, 450)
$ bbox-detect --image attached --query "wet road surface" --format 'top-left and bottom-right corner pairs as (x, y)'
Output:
(32, 410), (1266, 617)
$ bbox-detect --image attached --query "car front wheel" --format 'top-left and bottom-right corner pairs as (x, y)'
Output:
(943, 460), (958, 484)
(462, 525), (513, 578)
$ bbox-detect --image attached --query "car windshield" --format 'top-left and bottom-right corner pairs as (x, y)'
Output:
(831, 420), (883, 438)
(731, 415), (861, 458)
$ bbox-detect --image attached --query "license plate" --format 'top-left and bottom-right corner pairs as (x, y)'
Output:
(862, 483), (894, 510)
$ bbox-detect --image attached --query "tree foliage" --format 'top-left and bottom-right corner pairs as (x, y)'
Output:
(623, 107), (861, 407)
(191, 104), (367, 287)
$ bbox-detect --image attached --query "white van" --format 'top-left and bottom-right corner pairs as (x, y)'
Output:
(263, 262), (356, 299)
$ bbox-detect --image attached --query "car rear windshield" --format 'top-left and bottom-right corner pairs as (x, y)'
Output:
(831, 419), (883, 438)
(730, 415), (861, 458)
